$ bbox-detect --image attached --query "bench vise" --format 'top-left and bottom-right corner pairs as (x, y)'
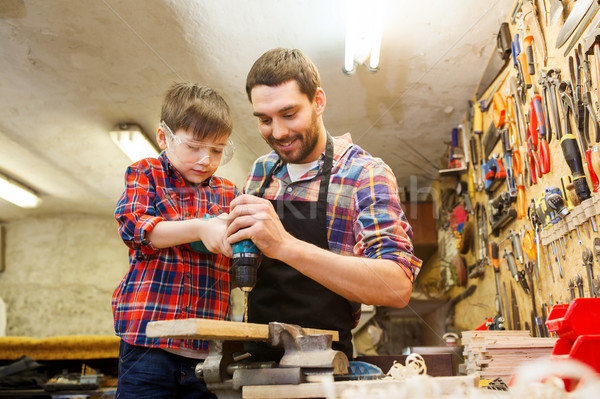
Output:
(146, 319), (348, 399)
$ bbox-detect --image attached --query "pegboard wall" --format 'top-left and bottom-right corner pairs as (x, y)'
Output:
(443, 0), (600, 336)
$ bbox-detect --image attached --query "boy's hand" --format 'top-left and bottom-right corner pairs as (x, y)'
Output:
(200, 214), (233, 257)
(226, 194), (294, 260)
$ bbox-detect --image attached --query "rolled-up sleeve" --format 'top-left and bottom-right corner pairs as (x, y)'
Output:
(115, 166), (163, 255)
(352, 161), (422, 283)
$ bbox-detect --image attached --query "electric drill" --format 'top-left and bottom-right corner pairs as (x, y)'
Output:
(189, 215), (260, 322)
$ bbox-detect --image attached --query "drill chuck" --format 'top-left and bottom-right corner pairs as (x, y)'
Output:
(232, 239), (261, 292)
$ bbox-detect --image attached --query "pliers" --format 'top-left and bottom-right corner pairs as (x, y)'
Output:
(530, 93), (551, 175)
(526, 107), (542, 185)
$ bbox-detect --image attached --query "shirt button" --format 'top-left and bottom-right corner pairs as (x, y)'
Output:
(185, 212), (190, 217)
(186, 272), (191, 279)
(286, 186), (293, 193)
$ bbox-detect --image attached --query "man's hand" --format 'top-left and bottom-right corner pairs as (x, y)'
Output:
(226, 194), (294, 259)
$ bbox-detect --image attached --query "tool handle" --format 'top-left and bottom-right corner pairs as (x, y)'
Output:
(524, 36), (535, 76)
(532, 94), (547, 139)
(495, 157), (507, 179)
(474, 106), (483, 135)
(540, 138), (551, 175)
(490, 242), (500, 271)
(518, 52), (533, 88)
(517, 184), (527, 220)
(522, 230), (537, 262)
(591, 146), (600, 192)
(585, 148), (599, 193)
(560, 134), (592, 202)
(492, 92), (506, 128)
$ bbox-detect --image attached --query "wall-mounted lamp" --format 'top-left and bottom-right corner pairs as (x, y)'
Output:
(343, 0), (386, 75)
(0, 173), (42, 208)
(110, 123), (159, 162)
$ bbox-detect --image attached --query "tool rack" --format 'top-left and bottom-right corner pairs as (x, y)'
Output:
(438, 0), (600, 350)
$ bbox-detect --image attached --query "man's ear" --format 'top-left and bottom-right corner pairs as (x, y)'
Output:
(314, 87), (326, 116)
(156, 127), (168, 150)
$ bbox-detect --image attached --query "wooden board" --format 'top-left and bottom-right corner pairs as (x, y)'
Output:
(242, 375), (479, 399)
(146, 319), (339, 341)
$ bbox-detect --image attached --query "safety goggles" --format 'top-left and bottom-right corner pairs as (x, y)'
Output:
(160, 121), (235, 167)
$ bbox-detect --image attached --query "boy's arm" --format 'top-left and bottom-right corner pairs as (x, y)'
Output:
(147, 215), (232, 256)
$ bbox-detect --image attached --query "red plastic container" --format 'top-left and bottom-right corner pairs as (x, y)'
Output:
(546, 298), (600, 375)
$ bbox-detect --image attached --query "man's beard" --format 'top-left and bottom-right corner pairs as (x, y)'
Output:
(269, 111), (321, 164)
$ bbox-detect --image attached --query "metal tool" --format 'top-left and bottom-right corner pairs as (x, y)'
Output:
(583, 248), (595, 297)
(563, 1), (600, 57)
(569, 278), (576, 300)
(503, 281), (513, 330)
(201, 322), (349, 397)
(490, 242), (505, 321)
(558, 80), (593, 203)
(475, 22), (512, 100)
(511, 282), (522, 331)
(556, 0), (597, 49)
(549, 0), (564, 26)
(545, 188), (584, 245)
(522, 0), (547, 66)
(504, 248), (529, 294)
(575, 273), (585, 297)
(190, 220), (261, 322)
(530, 92), (551, 174)
(529, 198), (553, 282)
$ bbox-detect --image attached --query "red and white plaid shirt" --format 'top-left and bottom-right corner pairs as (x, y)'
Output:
(113, 152), (239, 352)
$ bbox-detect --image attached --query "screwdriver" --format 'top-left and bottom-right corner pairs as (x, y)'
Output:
(560, 133), (592, 203)
(489, 241), (505, 321)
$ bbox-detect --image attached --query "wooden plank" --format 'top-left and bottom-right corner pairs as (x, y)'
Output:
(146, 319), (339, 341)
(242, 375), (479, 399)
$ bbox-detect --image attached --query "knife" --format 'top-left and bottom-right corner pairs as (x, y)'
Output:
(563, 2), (600, 56)
(556, 0), (596, 48)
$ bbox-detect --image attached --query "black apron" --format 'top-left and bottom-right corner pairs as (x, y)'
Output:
(247, 135), (354, 361)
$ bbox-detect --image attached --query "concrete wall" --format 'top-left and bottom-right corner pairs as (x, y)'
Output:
(0, 215), (128, 337)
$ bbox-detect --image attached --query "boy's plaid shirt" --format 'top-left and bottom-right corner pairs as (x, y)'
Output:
(113, 152), (239, 352)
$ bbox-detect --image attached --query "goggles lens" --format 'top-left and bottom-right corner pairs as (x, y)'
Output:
(160, 121), (235, 166)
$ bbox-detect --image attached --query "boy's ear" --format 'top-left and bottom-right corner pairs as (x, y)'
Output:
(156, 127), (168, 150)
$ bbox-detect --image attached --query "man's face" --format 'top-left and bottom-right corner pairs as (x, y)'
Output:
(250, 80), (324, 164)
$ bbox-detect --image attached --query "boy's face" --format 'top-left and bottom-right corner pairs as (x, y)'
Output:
(157, 125), (229, 185)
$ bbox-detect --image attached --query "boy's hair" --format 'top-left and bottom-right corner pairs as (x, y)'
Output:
(245, 48), (321, 102)
(161, 82), (232, 141)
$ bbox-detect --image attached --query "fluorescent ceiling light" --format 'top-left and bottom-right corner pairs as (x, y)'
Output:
(0, 174), (42, 208)
(343, 0), (386, 74)
(110, 123), (159, 162)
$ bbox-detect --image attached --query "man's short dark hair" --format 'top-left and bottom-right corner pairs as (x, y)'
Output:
(246, 48), (321, 102)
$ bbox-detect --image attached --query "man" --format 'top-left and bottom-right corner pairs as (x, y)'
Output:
(227, 48), (421, 359)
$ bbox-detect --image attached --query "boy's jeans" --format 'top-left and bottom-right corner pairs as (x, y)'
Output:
(116, 340), (216, 399)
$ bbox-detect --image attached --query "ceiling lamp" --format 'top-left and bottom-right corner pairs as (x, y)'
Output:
(110, 123), (159, 162)
(343, 0), (386, 74)
(0, 173), (42, 208)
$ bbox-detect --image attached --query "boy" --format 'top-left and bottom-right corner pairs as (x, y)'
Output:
(113, 82), (238, 398)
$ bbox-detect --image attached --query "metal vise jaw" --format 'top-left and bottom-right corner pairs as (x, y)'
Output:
(198, 322), (349, 399)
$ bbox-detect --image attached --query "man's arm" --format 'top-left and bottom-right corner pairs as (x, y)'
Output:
(226, 194), (412, 307)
